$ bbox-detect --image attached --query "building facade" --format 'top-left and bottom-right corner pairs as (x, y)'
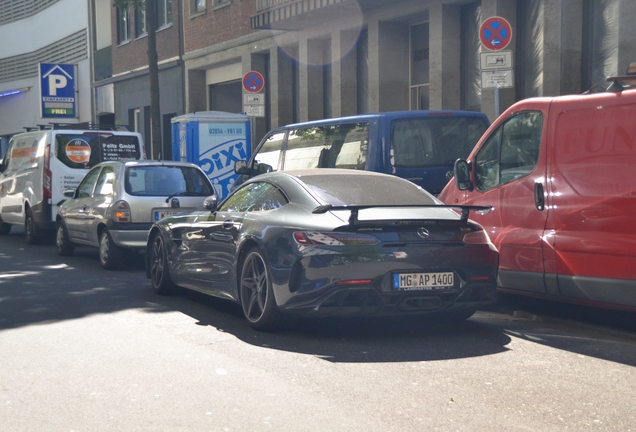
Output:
(181, 0), (636, 143)
(0, 0), (92, 154)
(92, 0), (185, 160)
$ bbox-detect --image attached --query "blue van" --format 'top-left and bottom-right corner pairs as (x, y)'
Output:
(234, 110), (489, 195)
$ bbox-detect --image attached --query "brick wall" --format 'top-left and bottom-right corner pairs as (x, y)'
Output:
(184, 0), (257, 54)
(111, 3), (181, 75)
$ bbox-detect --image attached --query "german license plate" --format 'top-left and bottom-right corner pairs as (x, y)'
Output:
(153, 210), (181, 221)
(393, 272), (454, 290)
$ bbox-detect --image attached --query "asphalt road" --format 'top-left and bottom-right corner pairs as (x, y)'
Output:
(1, 229), (635, 431)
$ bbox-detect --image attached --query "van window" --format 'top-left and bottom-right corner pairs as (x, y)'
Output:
(284, 123), (368, 170)
(5, 137), (42, 171)
(254, 132), (285, 170)
(391, 117), (488, 167)
(474, 111), (543, 191)
(55, 133), (141, 169)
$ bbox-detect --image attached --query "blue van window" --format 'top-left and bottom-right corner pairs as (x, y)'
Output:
(390, 117), (487, 168)
(284, 123), (369, 170)
(254, 131), (285, 171)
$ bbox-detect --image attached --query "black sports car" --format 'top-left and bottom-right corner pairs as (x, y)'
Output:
(146, 169), (498, 331)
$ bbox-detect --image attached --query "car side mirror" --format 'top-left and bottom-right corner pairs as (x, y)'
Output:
(234, 160), (249, 175)
(454, 159), (473, 191)
(63, 189), (76, 199)
(254, 162), (273, 175)
(203, 195), (219, 212)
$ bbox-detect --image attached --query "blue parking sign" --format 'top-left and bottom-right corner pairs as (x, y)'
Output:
(39, 63), (76, 119)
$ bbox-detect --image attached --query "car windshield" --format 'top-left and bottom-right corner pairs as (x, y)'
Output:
(125, 165), (213, 197)
(298, 173), (438, 206)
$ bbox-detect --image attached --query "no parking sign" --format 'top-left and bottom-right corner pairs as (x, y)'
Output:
(480, 17), (512, 51)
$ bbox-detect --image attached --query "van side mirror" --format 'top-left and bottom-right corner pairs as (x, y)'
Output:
(254, 162), (273, 175)
(454, 159), (473, 191)
(234, 160), (249, 175)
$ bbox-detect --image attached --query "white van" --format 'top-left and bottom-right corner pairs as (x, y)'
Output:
(0, 128), (146, 243)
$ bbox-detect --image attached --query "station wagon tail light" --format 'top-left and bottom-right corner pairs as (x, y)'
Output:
(462, 229), (492, 245)
(112, 200), (131, 223)
(293, 231), (380, 246)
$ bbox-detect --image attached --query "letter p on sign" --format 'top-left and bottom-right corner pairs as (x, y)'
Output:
(48, 74), (67, 96)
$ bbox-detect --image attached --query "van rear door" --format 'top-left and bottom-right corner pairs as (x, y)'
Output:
(388, 113), (489, 195)
(51, 131), (144, 221)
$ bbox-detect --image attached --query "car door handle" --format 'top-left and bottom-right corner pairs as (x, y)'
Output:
(534, 182), (545, 211)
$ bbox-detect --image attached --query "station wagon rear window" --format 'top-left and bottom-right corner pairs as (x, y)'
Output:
(55, 133), (141, 169)
(125, 166), (213, 197)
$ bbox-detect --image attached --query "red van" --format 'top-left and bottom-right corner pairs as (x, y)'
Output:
(439, 71), (636, 311)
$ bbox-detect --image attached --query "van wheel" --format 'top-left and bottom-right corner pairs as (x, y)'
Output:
(56, 220), (74, 256)
(0, 221), (10, 235)
(99, 229), (122, 270)
(25, 208), (40, 245)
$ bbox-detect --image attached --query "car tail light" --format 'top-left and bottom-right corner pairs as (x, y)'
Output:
(43, 145), (52, 199)
(112, 200), (131, 223)
(293, 231), (380, 246)
(337, 279), (373, 285)
(462, 229), (492, 245)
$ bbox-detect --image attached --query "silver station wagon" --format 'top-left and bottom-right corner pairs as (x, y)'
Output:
(56, 160), (215, 269)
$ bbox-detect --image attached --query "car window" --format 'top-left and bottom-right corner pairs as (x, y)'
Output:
(219, 182), (288, 213)
(94, 166), (115, 196)
(254, 132), (285, 170)
(284, 123), (369, 170)
(300, 173), (437, 206)
(475, 111), (543, 191)
(77, 167), (102, 198)
(125, 165), (213, 197)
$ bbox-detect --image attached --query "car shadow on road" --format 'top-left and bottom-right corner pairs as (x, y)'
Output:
(1, 232), (634, 367)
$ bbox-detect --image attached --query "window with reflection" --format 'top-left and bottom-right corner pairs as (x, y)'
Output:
(219, 182), (287, 213)
(474, 111), (543, 191)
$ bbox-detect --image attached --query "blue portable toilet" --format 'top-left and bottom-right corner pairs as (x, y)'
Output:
(171, 111), (251, 199)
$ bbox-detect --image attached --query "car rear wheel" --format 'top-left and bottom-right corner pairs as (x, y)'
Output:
(56, 220), (74, 256)
(149, 234), (176, 295)
(99, 229), (122, 270)
(239, 247), (283, 331)
(25, 208), (40, 245)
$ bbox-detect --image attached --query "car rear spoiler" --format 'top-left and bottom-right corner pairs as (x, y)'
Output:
(312, 204), (492, 225)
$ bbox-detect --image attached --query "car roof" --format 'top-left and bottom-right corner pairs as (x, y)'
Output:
(97, 160), (201, 168)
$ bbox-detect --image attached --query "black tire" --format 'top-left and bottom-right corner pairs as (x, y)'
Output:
(99, 229), (122, 270)
(148, 234), (176, 295)
(0, 221), (10, 235)
(56, 220), (74, 256)
(239, 247), (283, 331)
(24, 208), (40, 245)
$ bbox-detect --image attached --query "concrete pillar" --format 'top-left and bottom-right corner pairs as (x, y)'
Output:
(429, 3), (461, 110)
(331, 29), (358, 117)
(560, 0), (583, 94)
(270, 46), (294, 128)
(480, 0), (516, 121)
(377, 21), (409, 111)
(618, 0), (636, 74)
(187, 69), (206, 113)
(299, 38), (325, 121)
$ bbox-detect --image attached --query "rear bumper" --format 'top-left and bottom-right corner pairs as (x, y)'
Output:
(109, 224), (152, 250)
(278, 283), (497, 317)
